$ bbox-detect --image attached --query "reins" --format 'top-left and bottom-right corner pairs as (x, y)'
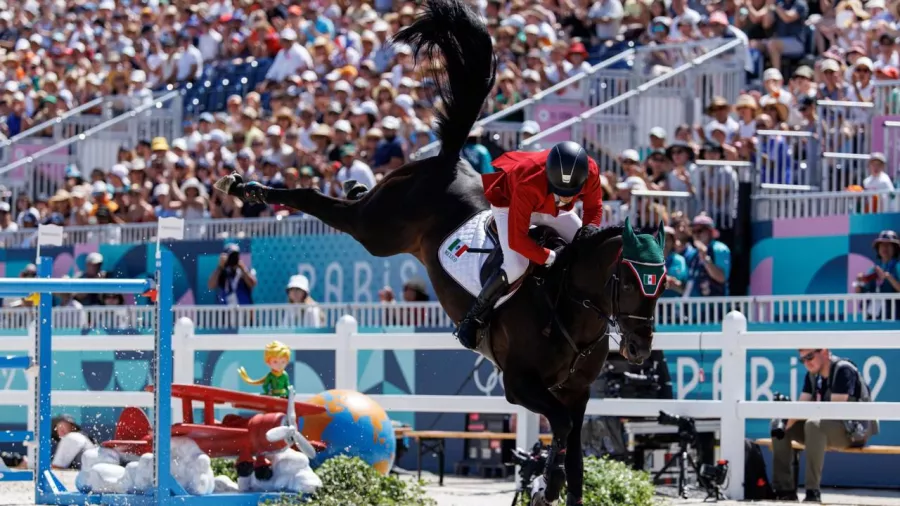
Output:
(536, 247), (655, 392)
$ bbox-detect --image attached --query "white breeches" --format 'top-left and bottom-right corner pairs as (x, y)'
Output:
(490, 205), (583, 283)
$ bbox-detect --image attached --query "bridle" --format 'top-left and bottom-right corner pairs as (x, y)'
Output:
(537, 250), (656, 391)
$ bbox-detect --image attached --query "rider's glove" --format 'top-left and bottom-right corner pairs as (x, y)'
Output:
(544, 250), (557, 268)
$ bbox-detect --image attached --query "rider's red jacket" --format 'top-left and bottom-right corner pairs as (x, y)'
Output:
(482, 149), (603, 266)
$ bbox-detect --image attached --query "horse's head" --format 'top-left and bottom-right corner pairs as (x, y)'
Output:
(568, 217), (666, 365)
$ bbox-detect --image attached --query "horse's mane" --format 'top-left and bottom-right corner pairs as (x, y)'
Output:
(573, 224), (658, 249)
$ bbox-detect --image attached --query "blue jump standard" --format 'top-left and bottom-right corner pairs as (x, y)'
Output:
(0, 430), (34, 443)
(0, 355), (31, 370)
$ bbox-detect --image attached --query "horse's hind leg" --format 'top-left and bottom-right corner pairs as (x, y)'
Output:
(504, 374), (572, 505)
(262, 187), (363, 237)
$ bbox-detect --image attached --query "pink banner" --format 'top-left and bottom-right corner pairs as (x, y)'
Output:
(6, 141), (68, 183)
(532, 103), (586, 144)
(870, 115), (900, 178)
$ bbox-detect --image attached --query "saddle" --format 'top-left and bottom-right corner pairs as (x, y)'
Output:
(478, 216), (566, 286)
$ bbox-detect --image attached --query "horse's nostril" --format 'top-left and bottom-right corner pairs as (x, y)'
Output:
(627, 342), (639, 359)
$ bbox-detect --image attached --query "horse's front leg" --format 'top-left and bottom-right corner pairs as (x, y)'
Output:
(564, 390), (589, 506)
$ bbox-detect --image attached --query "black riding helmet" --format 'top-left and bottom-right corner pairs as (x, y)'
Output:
(545, 141), (589, 197)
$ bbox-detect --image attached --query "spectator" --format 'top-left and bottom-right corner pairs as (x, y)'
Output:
(208, 243), (257, 306)
(863, 152), (894, 191)
(284, 274), (324, 328)
(854, 230), (900, 320)
(684, 214), (731, 297)
(51, 414), (97, 471)
(75, 253), (108, 307)
(462, 126), (495, 175)
(663, 225), (688, 298)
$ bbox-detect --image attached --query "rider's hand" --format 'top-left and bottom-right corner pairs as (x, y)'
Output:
(544, 250), (557, 267)
(218, 253), (227, 267)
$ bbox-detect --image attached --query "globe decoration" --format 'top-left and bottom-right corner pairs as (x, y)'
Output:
(298, 389), (396, 475)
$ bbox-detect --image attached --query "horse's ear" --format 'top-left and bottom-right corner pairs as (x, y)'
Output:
(623, 216), (636, 246)
(656, 220), (665, 249)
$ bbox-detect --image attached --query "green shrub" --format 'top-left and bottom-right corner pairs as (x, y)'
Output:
(519, 456), (655, 506)
(211, 456), (434, 506)
(303, 456), (435, 506)
(210, 457), (237, 481)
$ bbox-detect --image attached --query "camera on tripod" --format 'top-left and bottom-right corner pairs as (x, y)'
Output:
(699, 460), (729, 487)
(769, 392), (791, 440)
(658, 410), (697, 443)
(507, 441), (549, 506)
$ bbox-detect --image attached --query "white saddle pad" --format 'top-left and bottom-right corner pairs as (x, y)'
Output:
(437, 210), (520, 309)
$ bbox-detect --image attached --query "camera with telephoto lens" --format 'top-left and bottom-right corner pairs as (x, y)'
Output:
(658, 410), (697, 442)
(769, 392), (791, 440)
(509, 441), (548, 484)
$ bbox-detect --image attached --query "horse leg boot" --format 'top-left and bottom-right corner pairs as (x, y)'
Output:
(341, 179), (370, 201)
(216, 173), (361, 238)
(454, 269), (509, 349)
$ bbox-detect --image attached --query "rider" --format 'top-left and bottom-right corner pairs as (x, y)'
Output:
(455, 140), (604, 348)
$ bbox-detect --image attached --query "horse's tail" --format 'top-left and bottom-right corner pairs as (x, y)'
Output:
(392, 0), (496, 160)
(237, 367), (266, 385)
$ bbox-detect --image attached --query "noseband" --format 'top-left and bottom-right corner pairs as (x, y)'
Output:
(537, 251), (655, 391)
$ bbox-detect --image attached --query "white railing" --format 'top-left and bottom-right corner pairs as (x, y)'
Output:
(753, 189), (900, 220)
(521, 39), (746, 152)
(0, 90), (183, 206)
(0, 293), (896, 331)
(2, 312), (899, 500)
(410, 48), (637, 160)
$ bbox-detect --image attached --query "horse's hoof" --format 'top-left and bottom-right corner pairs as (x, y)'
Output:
(214, 173), (243, 196)
(530, 493), (557, 506)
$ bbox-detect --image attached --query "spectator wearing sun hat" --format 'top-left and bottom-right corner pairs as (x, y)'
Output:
(372, 116), (406, 175)
(284, 274), (324, 328)
(684, 214), (731, 298)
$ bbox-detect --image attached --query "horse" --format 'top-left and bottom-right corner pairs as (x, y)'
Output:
(215, 1), (666, 503)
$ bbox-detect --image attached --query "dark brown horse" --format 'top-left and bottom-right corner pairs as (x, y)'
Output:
(215, 1), (666, 503)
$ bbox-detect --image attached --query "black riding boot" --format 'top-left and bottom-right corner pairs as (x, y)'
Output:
(455, 270), (508, 349)
(342, 179), (369, 200)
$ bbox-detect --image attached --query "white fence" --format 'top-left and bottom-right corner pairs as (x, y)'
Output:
(1, 311), (899, 500)
(0, 293), (895, 331)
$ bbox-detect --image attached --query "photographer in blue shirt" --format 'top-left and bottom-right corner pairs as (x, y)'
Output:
(683, 214), (731, 298)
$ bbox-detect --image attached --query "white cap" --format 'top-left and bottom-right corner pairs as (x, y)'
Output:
(381, 116), (400, 130)
(131, 70), (146, 83)
(0, 202), (10, 212)
(171, 138), (188, 151)
(616, 176), (647, 191)
(334, 80), (352, 93)
(86, 252), (104, 265)
(209, 129), (228, 144)
(301, 70), (318, 82)
(110, 164), (129, 180)
(287, 274), (310, 292)
(154, 183), (170, 197)
(855, 56), (875, 71)
(621, 149), (640, 162)
(279, 28), (297, 41)
(333, 119), (352, 133)
(763, 68), (783, 82)
(266, 125), (282, 136)
(521, 120), (540, 135)
(821, 59), (841, 73)
(649, 126), (667, 139)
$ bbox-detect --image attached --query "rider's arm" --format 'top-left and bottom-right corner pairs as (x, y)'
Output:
(579, 160), (604, 226)
(508, 189), (552, 265)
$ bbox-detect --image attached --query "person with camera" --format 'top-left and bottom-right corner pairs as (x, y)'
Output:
(771, 348), (879, 503)
(208, 243), (258, 306)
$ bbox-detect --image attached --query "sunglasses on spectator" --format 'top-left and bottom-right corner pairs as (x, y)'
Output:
(800, 349), (822, 363)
